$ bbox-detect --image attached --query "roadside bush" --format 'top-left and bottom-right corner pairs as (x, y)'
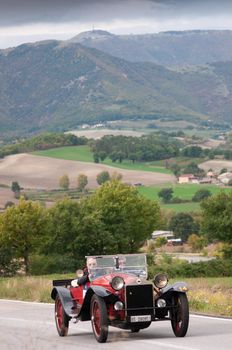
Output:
(0, 246), (23, 276)
(148, 254), (232, 279)
(30, 254), (83, 275)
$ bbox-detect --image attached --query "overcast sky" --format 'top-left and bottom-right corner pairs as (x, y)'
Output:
(1, 0), (232, 48)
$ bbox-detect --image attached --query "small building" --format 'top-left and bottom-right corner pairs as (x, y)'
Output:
(178, 174), (196, 184)
(152, 230), (174, 240)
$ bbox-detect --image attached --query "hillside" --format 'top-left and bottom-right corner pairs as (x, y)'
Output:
(69, 30), (232, 66)
(1, 38), (232, 137)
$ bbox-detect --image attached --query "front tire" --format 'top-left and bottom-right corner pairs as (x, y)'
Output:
(90, 294), (108, 343)
(55, 295), (69, 336)
(171, 293), (189, 337)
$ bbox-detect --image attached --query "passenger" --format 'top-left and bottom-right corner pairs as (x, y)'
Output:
(71, 257), (97, 287)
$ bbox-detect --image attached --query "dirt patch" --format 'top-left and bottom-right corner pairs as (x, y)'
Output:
(199, 159), (232, 172)
(0, 187), (18, 210)
(0, 154), (175, 190)
(194, 139), (225, 149)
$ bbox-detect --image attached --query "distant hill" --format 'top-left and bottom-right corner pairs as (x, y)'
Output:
(1, 38), (232, 137)
(68, 30), (232, 66)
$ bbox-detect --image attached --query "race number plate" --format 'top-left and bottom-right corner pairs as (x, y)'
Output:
(130, 315), (151, 322)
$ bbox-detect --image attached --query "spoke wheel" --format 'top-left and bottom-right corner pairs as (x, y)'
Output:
(171, 293), (189, 337)
(90, 294), (108, 343)
(55, 295), (69, 337)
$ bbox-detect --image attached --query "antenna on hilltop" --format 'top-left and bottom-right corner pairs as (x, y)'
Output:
(92, 25), (95, 32)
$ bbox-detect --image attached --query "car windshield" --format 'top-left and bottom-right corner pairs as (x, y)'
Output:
(87, 254), (147, 280)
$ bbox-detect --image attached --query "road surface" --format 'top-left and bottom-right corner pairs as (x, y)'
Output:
(0, 299), (232, 350)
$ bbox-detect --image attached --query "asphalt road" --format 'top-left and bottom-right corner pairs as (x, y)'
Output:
(0, 299), (232, 350)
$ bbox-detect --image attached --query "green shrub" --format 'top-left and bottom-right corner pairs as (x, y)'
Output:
(30, 254), (83, 275)
(148, 255), (232, 279)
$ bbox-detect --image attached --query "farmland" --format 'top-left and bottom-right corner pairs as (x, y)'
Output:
(138, 184), (232, 212)
(33, 145), (172, 174)
(1, 145), (232, 212)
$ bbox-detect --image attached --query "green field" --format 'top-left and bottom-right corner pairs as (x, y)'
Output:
(33, 145), (94, 162)
(33, 145), (172, 174)
(138, 184), (232, 212)
(138, 183), (232, 201)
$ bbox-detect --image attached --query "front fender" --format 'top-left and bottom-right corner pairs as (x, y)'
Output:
(161, 281), (188, 294)
(78, 286), (118, 321)
(51, 286), (78, 318)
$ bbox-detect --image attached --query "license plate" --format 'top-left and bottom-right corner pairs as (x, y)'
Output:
(130, 315), (151, 322)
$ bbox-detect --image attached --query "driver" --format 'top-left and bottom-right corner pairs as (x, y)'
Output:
(71, 257), (97, 287)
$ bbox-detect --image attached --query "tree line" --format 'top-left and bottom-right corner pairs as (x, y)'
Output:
(0, 132), (87, 159)
(91, 133), (181, 163)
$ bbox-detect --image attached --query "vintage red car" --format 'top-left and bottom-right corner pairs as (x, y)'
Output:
(51, 254), (189, 343)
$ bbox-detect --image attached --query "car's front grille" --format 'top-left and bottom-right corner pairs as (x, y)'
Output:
(125, 284), (154, 316)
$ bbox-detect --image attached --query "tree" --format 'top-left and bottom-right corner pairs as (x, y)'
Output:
(158, 188), (173, 203)
(169, 212), (199, 242)
(11, 181), (21, 198)
(77, 174), (88, 192)
(96, 171), (110, 185)
(201, 192), (232, 243)
(192, 189), (212, 202)
(98, 151), (107, 162)
(11, 181), (21, 193)
(59, 174), (70, 190)
(0, 198), (47, 273)
(44, 199), (81, 257)
(183, 162), (205, 176)
(93, 153), (99, 163)
(85, 180), (161, 253)
(0, 246), (22, 276)
(182, 146), (203, 158)
(170, 163), (181, 177)
(187, 234), (206, 252)
(155, 237), (167, 248)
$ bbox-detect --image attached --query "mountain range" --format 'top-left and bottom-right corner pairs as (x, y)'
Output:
(69, 30), (232, 66)
(1, 30), (232, 138)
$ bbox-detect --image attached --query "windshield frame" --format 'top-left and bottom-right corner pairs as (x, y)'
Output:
(86, 254), (148, 280)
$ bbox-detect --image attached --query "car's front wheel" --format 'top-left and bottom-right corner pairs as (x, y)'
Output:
(55, 295), (69, 336)
(90, 294), (108, 343)
(171, 293), (189, 337)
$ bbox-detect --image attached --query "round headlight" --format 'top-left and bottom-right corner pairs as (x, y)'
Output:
(111, 276), (124, 291)
(114, 301), (124, 310)
(153, 273), (168, 289)
(157, 299), (166, 308)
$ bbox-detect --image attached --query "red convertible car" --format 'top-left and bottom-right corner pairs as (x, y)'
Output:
(51, 254), (189, 343)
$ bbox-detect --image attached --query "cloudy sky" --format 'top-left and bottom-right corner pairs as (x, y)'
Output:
(1, 0), (232, 48)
